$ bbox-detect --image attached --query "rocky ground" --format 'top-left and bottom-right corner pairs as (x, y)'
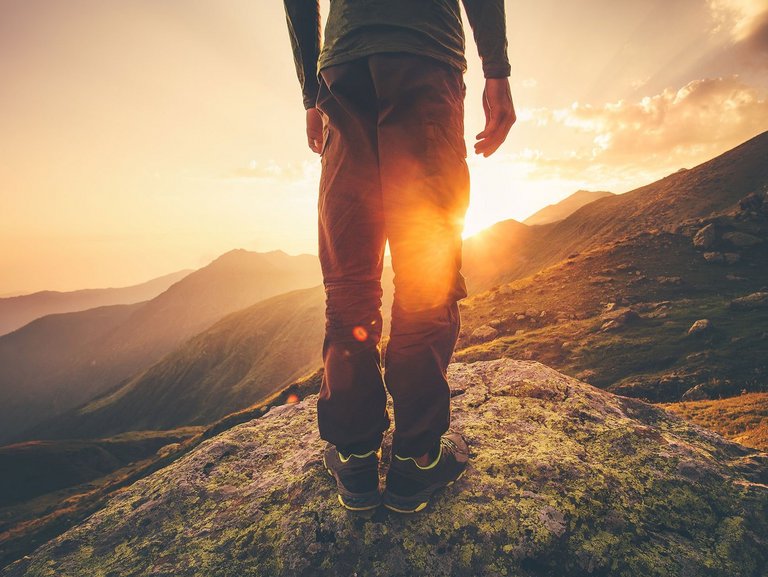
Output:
(3, 359), (766, 577)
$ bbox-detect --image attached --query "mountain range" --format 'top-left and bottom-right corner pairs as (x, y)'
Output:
(0, 249), (321, 442)
(0, 270), (193, 337)
(5, 131), (767, 445)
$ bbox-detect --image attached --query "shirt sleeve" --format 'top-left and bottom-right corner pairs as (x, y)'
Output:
(283, 0), (321, 109)
(461, 0), (511, 78)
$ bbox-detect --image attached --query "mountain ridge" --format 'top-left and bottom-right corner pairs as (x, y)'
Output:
(0, 250), (322, 443)
(523, 189), (614, 226)
(0, 269), (193, 337)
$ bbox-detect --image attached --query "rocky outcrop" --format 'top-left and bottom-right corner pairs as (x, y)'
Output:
(3, 359), (767, 577)
(730, 292), (768, 310)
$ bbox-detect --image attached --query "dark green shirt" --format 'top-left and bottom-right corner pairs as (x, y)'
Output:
(284, 0), (511, 109)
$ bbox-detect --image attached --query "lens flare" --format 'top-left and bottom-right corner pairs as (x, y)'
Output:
(352, 326), (368, 341)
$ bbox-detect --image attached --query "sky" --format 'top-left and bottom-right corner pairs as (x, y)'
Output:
(1, 0), (767, 295)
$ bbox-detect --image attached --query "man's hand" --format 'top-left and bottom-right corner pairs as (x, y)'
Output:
(307, 107), (323, 154)
(475, 78), (516, 157)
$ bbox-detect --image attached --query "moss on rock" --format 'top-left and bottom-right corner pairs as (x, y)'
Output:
(3, 359), (766, 577)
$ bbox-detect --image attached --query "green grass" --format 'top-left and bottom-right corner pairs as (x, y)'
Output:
(454, 226), (768, 402)
(661, 393), (768, 450)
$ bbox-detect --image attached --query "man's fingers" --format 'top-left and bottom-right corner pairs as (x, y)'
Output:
(307, 136), (322, 154)
(476, 109), (511, 140)
(475, 115), (516, 157)
(305, 107), (324, 155)
(307, 127), (322, 154)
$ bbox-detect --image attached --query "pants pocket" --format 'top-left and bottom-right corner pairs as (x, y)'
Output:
(425, 120), (467, 173)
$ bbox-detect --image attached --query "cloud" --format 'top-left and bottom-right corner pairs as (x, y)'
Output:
(526, 77), (768, 168)
(709, 0), (768, 57)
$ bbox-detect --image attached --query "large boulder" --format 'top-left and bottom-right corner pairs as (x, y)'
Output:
(4, 359), (766, 577)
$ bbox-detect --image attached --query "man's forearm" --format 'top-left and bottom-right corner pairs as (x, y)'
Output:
(461, 0), (511, 78)
(284, 0), (321, 109)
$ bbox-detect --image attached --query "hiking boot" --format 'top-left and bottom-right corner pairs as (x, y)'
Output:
(383, 431), (469, 513)
(323, 443), (382, 511)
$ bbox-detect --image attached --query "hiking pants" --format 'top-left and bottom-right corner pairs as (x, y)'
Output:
(315, 53), (470, 459)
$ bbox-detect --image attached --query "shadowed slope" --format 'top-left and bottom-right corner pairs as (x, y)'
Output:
(25, 286), (327, 440)
(0, 250), (321, 443)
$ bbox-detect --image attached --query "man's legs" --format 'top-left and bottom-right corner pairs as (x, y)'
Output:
(370, 53), (471, 459)
(315, 59), (390, 457)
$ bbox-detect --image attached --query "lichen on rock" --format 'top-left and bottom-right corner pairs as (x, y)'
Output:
(3, 359), (767, 577)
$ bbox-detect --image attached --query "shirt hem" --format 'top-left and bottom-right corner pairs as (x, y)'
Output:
(318, 47), (466, 76)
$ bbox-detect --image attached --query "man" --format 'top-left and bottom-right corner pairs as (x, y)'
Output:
(284, 0), (515, 513)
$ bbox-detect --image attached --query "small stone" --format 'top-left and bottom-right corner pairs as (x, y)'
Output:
(687, 319), (711, 335)
(656, 276), (682, 285)
(693, 223), (717, 249)
(601, 309), (640, 332)
(471, 324), (499, 342)
(703, 252), (725, 263)
(724, 253), (741, 264)
(681, 384), (709, 402)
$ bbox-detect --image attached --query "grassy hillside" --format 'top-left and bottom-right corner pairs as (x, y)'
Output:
(0, 429), (200, 508)
(0, 249), (321, 443)
(24, 286), (327, 440)
(661, 393), (768, 451)
(453, 196), (768, 402)
(26, 267), (396, 442)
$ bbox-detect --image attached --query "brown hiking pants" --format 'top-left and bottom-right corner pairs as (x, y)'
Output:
(315, 53), (470, 458)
